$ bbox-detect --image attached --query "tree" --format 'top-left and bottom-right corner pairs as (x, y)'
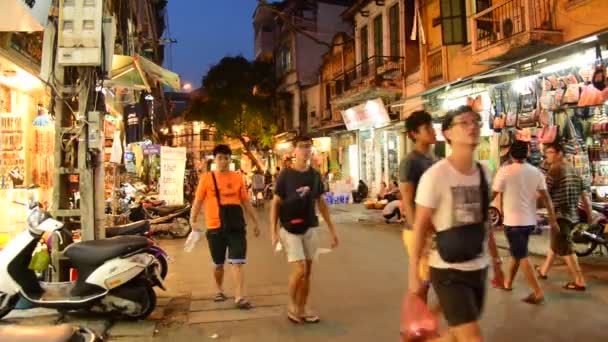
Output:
(185, 56), (276, 170)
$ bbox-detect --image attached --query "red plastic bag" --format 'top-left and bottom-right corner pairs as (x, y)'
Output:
(400, 292), (439, 342)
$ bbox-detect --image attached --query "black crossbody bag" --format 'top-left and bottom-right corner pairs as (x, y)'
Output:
(435, 163), (489, 263)
(211, 172), (246, 233)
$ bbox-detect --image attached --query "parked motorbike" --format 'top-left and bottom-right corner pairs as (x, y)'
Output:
(128, 201), (192, 238)
(0, 202), (165, 320)
(0, 324), (103, 341)
(571, 205), (608, 257)
(105, 220), (170, 279)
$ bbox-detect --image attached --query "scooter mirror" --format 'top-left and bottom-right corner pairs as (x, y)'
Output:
(37, 218), (64, 232)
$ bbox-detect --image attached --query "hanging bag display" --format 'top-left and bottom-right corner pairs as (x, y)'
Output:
(563, 74), (581, 105)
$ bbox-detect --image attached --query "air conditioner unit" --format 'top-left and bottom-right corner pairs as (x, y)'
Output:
(500, 6), (524, 39)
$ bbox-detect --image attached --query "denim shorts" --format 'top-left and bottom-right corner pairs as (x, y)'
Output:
(504, 225), (535, 259)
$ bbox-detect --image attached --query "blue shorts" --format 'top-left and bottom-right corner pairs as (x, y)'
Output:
(504, 226), (534, 259)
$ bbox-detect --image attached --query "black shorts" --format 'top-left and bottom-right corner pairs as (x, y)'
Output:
(206, 228), (247, 266)
(551, 218), (573, 256)
(430, 267), (488, 327)
(504, 225), (534, 259)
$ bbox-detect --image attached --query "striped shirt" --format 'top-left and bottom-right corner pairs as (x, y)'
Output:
(546, 163), (583, 223)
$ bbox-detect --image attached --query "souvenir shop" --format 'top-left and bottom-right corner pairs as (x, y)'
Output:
(487, 36), (608, 200)
(0, 48), (51, 249)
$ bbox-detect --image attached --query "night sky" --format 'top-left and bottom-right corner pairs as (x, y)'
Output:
(165, 0), (258, 89)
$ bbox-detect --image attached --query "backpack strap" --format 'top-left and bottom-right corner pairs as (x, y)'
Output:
(210, 172), (223, 226)
(477, 163), (489, 223)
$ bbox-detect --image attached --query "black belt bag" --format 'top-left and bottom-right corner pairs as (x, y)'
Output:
(436, 163), (489, 263)
(212, 172), (246, 233)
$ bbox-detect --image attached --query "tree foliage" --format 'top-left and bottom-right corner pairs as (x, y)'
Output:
(185, 56), (276, 169)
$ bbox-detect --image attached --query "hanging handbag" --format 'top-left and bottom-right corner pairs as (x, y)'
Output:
(435, 163), (488, 263)
(515, 128), (532, 142)
(211, 172), (247, 233)
(538, 125), (557, 144)
(516, 108), (539, 128)
(506, 112), (517, 127)
(563, 74), (581, 105)
(519, 82), (537, 113)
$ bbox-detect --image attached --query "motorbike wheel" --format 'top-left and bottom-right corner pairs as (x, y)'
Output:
(571, 224), (598, 257)
(171, 217), (191, 238)
(110, 280), (157, 320)
(488, 207), (502, 227)
(0, 293), (18, 319)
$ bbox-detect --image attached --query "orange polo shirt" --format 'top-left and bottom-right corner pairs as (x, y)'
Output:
(195, 171), (248, 229)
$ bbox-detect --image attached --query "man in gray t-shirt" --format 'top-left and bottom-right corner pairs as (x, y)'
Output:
(399, 111), (436, 301)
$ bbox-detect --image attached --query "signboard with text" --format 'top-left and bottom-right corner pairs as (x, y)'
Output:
(143, 144), (161, 155)
(341, 98), (390, 131)
(159, 146), (186, 206)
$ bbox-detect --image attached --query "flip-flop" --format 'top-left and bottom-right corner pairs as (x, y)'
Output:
(287, 311), (302, 324)
(491, 279), (512, 291)
(214, 292), (228, 302)
(235, 298), (253, 310)
(534, 265), (548, 280)
(301, 315), (321, 324)
(563, 282), (586, 291)
(522, 293), (544, 305)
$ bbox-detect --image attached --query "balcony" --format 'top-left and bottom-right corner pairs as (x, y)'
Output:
(331, 56), (404, 108)
(471, 0), (563, 65)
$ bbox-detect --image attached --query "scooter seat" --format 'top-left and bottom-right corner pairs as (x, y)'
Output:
(105, 220), (150, 238)
(0, 324), (75, 342)
(149, 204), (188, 216)
(64, 235), (149, 266)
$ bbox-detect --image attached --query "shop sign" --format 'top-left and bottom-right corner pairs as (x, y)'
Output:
(143, 144), (161, 155)
(9, 32), (43, 64)
(341, 98), (390, 131)
(159, 146), (186, 206)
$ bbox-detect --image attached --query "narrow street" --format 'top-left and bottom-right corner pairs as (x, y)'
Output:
(115, 206), (608, 342)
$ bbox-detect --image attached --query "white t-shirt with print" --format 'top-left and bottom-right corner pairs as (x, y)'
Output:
(415, 159), (490, 271)
(493, 162), (546, 227)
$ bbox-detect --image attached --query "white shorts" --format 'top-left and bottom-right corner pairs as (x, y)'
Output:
(280, 227), (319, 262)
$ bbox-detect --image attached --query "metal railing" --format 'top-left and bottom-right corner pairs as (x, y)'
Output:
(472, 0), (557, 52)
(331, 56), (404, 98)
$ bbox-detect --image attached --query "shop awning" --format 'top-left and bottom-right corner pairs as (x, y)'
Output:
(106, 54), (181, 91)
(0, 0), (51, 31)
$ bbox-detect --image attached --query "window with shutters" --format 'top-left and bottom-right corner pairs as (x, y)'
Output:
(440, 0), (468, 45)
(373, 15), (383, 64)
(360, 25), (369, 76)
(389, 4), (400, 59)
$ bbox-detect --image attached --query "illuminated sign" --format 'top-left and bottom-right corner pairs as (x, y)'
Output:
(341, 98), (390, 131)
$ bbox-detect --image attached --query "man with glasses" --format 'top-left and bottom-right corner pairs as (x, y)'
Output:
(270, 135), (339, 324)
(408, 106), (503, 342)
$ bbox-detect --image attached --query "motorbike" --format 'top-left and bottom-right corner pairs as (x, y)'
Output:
(571, 204), (608, 257)
(105, 220), (170, 279)
(128, 201), (192, 238)
(0, 324), (103, 341)
(0, 202), (165, 320)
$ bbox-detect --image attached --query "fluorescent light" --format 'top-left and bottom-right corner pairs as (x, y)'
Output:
(582, 35), (598, 43)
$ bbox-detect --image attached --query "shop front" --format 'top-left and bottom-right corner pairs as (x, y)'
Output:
(342, 98), (400, 196)
(0, 33), (50, 249)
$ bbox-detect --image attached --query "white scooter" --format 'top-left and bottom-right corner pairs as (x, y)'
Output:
(0, 202), (165, 320)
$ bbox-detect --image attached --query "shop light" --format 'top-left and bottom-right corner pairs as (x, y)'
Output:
(276, 141), (291, 150)
(513, 75), (541, 94)
(0, 69), (43, 92)
(581, 35), (598, 43)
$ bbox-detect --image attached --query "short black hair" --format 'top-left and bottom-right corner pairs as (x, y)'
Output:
(510, 140), (529, 160)
(441, 105), (479, 144)
(405, 111), (433, 141)
(545, 142), (563, 154)
(292, 134), (312, 147)
(213, 144), (231, 156)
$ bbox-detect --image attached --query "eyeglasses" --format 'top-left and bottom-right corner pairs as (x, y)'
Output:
(451, 119), (483, 128)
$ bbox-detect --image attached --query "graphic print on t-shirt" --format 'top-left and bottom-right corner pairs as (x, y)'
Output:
(450, 185), (482, 225)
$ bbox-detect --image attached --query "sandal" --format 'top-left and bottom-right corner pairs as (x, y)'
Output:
(491, 279), (512, 291)
(563, 282), (586, 291)
(214, 292), (228, 302)
(235, 298), (253, 310)
(522, 293), (544, 305)
(534, 265), (548, 280)
(301, 315), (321, 323)
(287, 310), (302, 324)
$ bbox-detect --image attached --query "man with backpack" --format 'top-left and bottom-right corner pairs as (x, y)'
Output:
(270, 135), (339, 324)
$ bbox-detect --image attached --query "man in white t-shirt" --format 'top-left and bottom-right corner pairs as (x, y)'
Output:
(408, 106), (503, 342)
(492, 140), (559, 304)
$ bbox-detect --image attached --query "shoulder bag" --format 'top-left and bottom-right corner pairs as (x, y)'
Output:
(435, 163), (489, 263)
(211, 172), (246, 233)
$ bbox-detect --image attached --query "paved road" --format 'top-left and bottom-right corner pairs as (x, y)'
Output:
(123, 206), (608, 342)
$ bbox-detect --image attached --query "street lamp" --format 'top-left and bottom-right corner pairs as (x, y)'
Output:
(183, 83), (192, 92)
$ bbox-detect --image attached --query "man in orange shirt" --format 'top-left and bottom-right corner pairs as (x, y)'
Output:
(189, 144), (260, 309)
